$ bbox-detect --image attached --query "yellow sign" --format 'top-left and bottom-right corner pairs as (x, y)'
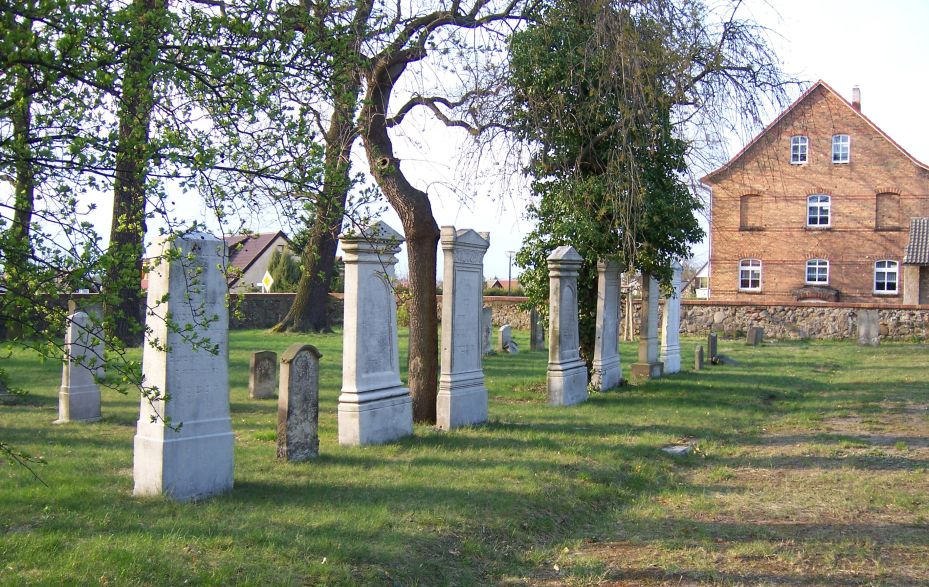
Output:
(261, 271), (274, 293)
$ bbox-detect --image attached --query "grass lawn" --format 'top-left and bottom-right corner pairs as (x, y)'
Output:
(2, 331), (928, 585)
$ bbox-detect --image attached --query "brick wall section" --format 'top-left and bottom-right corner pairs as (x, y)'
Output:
(705, 83), (929, 303)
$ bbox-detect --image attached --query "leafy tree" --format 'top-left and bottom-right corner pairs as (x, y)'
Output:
(268, 249), (302, 292)
(509, 0), (790, 366)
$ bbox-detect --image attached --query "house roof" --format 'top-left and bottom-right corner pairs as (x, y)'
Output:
(701, 80), (929, 184)
(904, 218), (929, 265)
(224, 231), (290, 285)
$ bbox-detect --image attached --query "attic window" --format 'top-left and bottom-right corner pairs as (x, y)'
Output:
(791, 136), (808, 164)
(832, 134), (850, 163)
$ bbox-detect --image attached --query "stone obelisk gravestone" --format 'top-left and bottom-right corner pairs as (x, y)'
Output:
(858, 310), (880, 346)
(591, 260), (622, 391)
(437, 227), (491, 430)
(278, 344), (321, 461)
(547, 246), (588, 405)
(55, 310), (104, 423)
(530, 308), (546, 351)
(707, 332), (718, 361)
(695, 345), (704, 370)
(660, 261), (683, 374)
(481, 307), (494, 355)
(630, 274), (664, 380)
(249, 350), (278, 399)
(133, 232), (234, 501)
(338, 221), (413, 445)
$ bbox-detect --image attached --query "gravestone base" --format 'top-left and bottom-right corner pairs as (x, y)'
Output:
(338, 392), (413, 446)
(133, 422), (234, 501)
(548, 359), (588, 406)
(437, 375), (488, 430)
(591, 356), (621, 391)
(662, 345), (681, 375)
(630, 361), (664, 380)
(54, 385), (101, 423)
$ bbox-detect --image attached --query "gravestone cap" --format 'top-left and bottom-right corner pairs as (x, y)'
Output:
(281, 344), (322, 363)
(547, 245), (583, 263)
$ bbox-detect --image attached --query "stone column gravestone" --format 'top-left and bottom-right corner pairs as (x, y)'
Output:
(660, 261), (683, 375)
(437, 226), (491, 430)
(481, 307), (494, 355)
(707, 332), (718, 361)
(695, 345), (704, 371)
(591, 259), (622, 391)
(55, 310), (104, 423)
(530, 308), (546, 351)
(277, 344), (321, 461)
(249, 350), (278, 399)
(338, 221), (413, 446)
(858, 309), (880, 346)
(546, 246), (588, 405)
(133, 232), (234, 501)
(498, 324), (512, 352)
(630, 274), (664, 380)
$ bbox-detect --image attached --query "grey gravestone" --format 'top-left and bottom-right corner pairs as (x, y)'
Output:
(498, 324), (512, 352)
(481, 307), (494, 355)
(249, 350), (278, 399)
(133, 232), (234, 501)
(505, 340), (520, 354)
(630, 274), (664, 380)
(707, 332), (718, 360)
(437, 226), (491, 430)
(659, 261), (683, 374)
(530, 309), (545, 351)
(277, 344), (321, 461)
(746, 326), (764, 346)
(547, 246), (588, 405)
(55, 310), (104, 423)
(858, 310), (880, 346)
(591, 259), (622, 391)
(694, 345), (704, 371)
(338, 221), (412, 446)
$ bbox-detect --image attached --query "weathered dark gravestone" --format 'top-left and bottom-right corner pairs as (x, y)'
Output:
(249, 350), (278, 399)
(277, 344), (321, 462)
(530, 308), (545, 351)
(694, 345), (704, 371)
(746, 327), (764, 346)
(481, 307), (494, 355)
(858, 309), (880, 346)
(707, 332), (718, 361)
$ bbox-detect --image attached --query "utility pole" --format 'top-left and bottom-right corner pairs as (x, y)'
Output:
(506, 250), (516, 295)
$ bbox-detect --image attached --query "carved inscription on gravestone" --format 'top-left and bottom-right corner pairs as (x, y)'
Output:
(278, 344), (321, 462)
(249, 350), (278, 399)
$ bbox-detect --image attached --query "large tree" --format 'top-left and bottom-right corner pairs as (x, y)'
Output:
(508, 0), (791, 366)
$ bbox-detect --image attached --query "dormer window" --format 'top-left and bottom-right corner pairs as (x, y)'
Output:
(832, 134), (850, 163)
(790, 136), (808, 164)
(807, 195), (831, 227)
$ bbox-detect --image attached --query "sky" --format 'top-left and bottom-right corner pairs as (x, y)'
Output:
(67, 1), (929, 282)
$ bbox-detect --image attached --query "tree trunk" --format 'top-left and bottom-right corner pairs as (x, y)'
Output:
(273, 81), (359, 333)
(7, 65), (35, 266)
(361, 58), (440, 423)
(103, 0), (165, 347)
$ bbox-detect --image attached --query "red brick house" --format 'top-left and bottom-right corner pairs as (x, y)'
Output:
(702, 80), (929, 303)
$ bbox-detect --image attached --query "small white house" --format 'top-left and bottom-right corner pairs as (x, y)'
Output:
(224, 231), (291, 292)
(694, 263), (709, 299)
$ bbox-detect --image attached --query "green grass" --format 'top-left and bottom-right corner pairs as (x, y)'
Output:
(2, 333), (928, 585)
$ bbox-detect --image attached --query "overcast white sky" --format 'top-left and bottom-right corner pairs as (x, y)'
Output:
(71, 1), (929, 282)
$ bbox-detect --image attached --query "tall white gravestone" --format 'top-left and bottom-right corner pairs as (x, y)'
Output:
(338, 221), (413, 445)
(547, 246), (588, 405)
(133, 232), (234, 501)
(660, 261), (682, 374)
(437, 226), (490, 430)
(630, 273), (664, 380)
(55, 310), (104, 423)
(591, 259), (622, 391)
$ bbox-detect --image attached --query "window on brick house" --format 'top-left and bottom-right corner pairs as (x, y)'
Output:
(832, 134), (850, 163)
(874, 260), (899, 294)
(807, 195), (831, 227)
(740, 195), (762, 230)
(790, 136), (808, 164)
(805, 259), (829, 284)
(739, 259), (762, 291)
(875, 193), (902, 230)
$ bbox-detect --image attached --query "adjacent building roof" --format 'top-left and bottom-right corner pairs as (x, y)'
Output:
(701, 80), (929, 184)
(904, 218), (929, 265)
(224, 231), (290, 286)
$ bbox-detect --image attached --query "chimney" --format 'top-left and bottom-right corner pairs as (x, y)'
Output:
(852, 86), (861, 112)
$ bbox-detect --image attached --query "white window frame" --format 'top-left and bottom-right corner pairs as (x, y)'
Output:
(807, 194), (831, 227)
(832, 134), (850, 164)
(790, 135), (808, 164)
(739, 259), (762, 292)
(874, 260), (899, 294)
(805, 259), (829, 285)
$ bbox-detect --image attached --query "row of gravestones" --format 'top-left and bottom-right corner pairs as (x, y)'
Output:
(49, 223), (685, 502)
